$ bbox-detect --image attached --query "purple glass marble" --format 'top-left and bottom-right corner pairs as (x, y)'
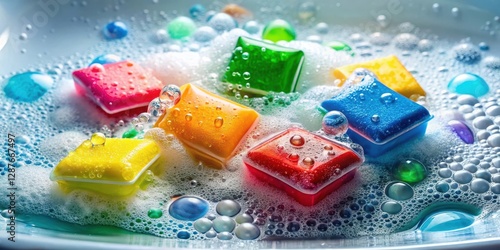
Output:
(447, 120), (474, 144)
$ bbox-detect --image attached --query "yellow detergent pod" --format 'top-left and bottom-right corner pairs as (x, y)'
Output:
(155, 83), (259, 169)
(50, 137), (161, 196)
(333, 55), (426, 99)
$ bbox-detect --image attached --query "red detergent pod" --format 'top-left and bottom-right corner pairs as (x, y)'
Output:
(244, 127), (364, 206)
(72, 60), (163, 114)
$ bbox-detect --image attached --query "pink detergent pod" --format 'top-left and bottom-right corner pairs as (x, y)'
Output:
(72, 60), (163, 114)
(244, 127), (364, 206)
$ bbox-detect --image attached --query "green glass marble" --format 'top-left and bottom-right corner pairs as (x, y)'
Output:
(122, 128), (139, 138)
(167, 16), (196, 39)
(222, 36), (304, 96)
(393, 159), (427, 184)
(262, 19), (296, 43)
(326, 41), (354, 56)
(147, 208), (163, 219)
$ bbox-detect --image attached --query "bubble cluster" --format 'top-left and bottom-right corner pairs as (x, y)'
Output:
(393, 33), (419, 50)
(192, 199), (260, 240)
(453, 43), (482, 64)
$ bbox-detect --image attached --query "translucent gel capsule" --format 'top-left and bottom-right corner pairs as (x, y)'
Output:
(326, 41), (353, 56)
(222, 4), (252, 19)
(393, 159), (427, 184)
(447, 73), (489, 98)
(72, 60), (163, 114)
(169, 196), (209, 221)
(262, 19), (296, 43)
(50, 138), (161, 196)
(244, 127), (364, 206)
(167, 16), (197, 39)
(419, 210), (475, 232)
(222, 36), (304, 96)
(155, 84), (259, 168)
(321, 77), (432, 157)
(3, 72), (53, 102)
(333, 55), (426, 99)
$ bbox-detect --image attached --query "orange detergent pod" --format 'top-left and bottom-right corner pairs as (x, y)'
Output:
(154, 83), (259, 168)
(333, 55), (426, 99)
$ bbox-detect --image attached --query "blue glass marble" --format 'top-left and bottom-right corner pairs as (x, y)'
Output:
(447, 73), (489, 98)
(103, 21), (128, 40)
(3, 72), (53, 102)
(176, 230), (191, 239)
(321, 76), (432, 157)
(419, 210), (475, 232)
(89, 54), (121, 66)
(189, 4), (206, 19)
(447, 120), (474, 144)
(168, 196), (209, 221)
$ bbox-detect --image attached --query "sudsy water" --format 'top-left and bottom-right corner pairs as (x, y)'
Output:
(1, 1), (500, 243)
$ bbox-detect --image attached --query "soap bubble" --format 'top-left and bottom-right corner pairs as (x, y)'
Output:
(193, 26), (217, 43)
(138, 112), (151, 123)
(344, 68), (377, 87)
(243, 20), (260, 34)
(160, 85), (182, 105)
(153, 29), (169, 43)
(148, 97), (167, 117)
(315, 22), (329, 34)
(453, 43), (481, 64)
(208, 13), (237, 33)
(322, 111), (349, 136)
(298, 2), (316, 21)
(393, 33), (419, 50)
